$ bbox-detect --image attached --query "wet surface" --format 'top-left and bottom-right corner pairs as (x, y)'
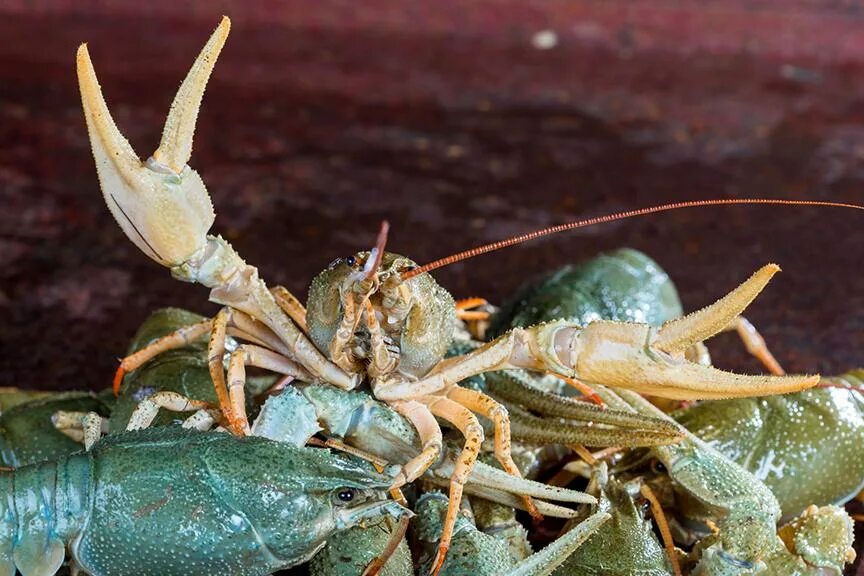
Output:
(0, 2), (862, 572)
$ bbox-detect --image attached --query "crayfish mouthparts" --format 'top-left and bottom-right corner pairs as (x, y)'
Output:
(336, 499), (414, 531)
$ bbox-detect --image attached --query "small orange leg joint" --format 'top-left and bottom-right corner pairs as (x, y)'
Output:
(731, 317), (786, 376)
(429, 543), (450, 576)
(570, 444), (598, 466)
(525, 498), (543, 521)
(456, 310), (491, 321)
(455, 297), (489, 310)
(323, 437), (391, 470)
(551, 373), (605, 407)
(265, 375), (295, 396)
(455, 297), (491, 321)
(112, 365), (127, 396)
(361, 514), (410, 576)
(547, 465), (579, 488)
(389, 489), (407, 506)
(220, 408), (245, 437)
(640, 483), (682, 576)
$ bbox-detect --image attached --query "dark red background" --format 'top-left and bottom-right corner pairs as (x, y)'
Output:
(0, 1), (863, 570)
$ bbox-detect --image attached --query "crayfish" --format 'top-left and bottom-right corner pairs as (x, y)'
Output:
(0, 427), (411, 576)
(74, 16), (863, 573)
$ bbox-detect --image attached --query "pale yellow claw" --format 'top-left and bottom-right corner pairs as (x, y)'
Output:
(654, 263), (780, 354)
(570, 263), (818, 400)
(575, 320), (819, 400)
(77, 18), (231, 267)
(155, 15), (231, 172)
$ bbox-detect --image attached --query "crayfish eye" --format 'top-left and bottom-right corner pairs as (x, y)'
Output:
(333, 488), (358, 505)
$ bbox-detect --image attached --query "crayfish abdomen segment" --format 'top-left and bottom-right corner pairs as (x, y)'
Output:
(0, 455), (91, 576)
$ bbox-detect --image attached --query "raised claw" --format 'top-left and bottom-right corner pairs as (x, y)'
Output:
(77, 16), (230, 267)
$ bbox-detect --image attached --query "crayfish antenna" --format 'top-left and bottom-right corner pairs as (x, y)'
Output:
(363, 220), (390, 281)
(77, 17), (230, 267)
(402, 199), (864, 280)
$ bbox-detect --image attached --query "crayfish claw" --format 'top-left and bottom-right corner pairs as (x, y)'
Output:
(78, 18), (230, 268)
(654, 264), (779, 354)
(153, 16), (230, 172)
(575, 320), (819, 400)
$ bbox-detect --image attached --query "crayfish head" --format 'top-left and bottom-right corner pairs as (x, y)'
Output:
(229, 441), (409, 564)
(77, 17), (229, 267)
(307, 249), (456, 380)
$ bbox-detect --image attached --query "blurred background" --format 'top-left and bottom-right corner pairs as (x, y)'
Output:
(0, 1), (862, 390)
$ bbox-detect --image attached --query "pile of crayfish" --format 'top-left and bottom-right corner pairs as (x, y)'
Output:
(5, 15), (863, 576)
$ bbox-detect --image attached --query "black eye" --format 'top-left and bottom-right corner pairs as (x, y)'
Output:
(651, 460), (667, 474)
(336, 488), (356, 503)
(345, 256), (356, 267)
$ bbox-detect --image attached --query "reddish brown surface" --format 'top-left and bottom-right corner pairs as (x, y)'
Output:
(0, 1), (863, 570)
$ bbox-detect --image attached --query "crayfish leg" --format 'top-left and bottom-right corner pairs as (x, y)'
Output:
(389, 401), (443, 488)
(547, 373), (604, 406)
(724, 316), (786, 376)
(423, 396), (485, 575)
(271, 285), (309, 334)
(52, 410), (108, 449)
(640, 483), (683, 576)
(455, 297), (491, 321)
(361, 515), (411, 576)
(125, 391), (213, 431)
(113, 318), (213, 395)
(208, 308), (295, 435)
(225, 344), (314, 436)
(446, 387), (540, 519)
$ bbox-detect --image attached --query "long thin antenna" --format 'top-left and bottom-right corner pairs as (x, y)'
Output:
(363, 220), (390, 281)
(401, 198), (864, 280)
